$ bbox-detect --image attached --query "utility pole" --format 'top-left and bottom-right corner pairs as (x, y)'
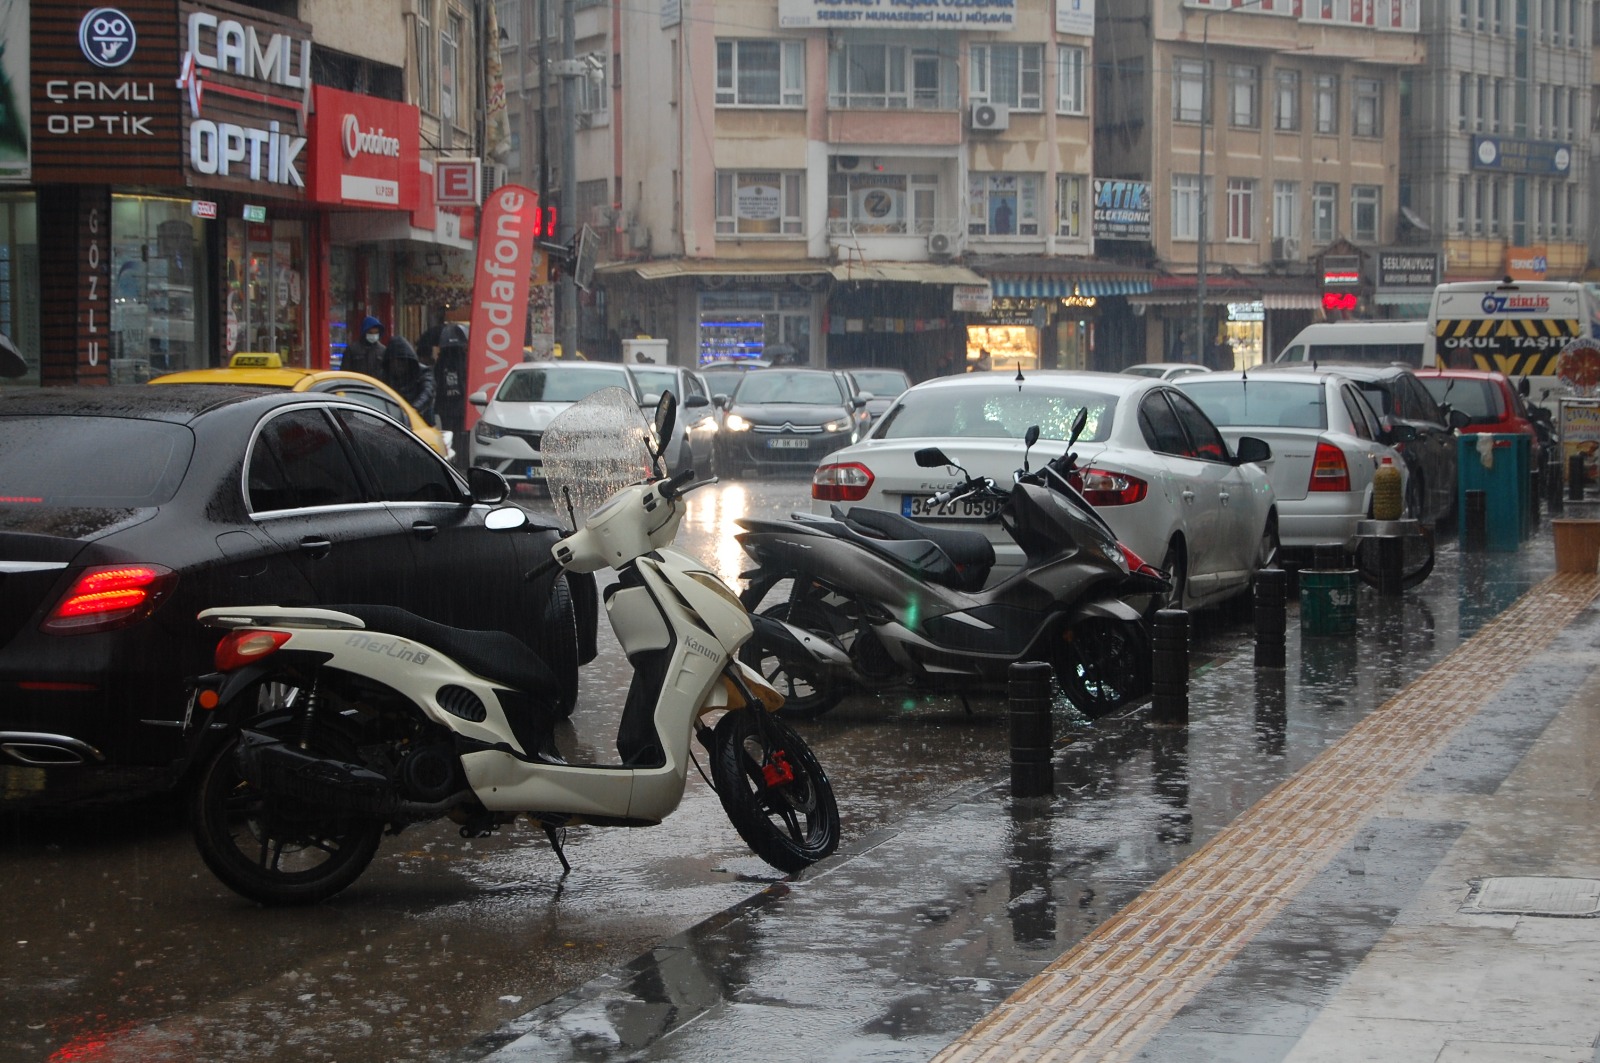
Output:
(558, 0), (577, 361)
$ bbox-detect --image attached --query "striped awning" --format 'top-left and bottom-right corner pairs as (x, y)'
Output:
(989, 275), (1153, 299)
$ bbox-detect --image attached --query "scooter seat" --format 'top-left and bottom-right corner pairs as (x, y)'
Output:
(324, 604), (558, 701)
(839, 506), (995, 590)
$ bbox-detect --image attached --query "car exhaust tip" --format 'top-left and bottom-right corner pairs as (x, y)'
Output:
(0, 733), (106, 767)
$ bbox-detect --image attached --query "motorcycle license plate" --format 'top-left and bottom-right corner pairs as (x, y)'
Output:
(767, 437), (809, 449)
(902, 494), (1002, 520)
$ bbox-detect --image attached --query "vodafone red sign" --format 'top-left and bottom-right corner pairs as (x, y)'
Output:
(466, 185), (540, 426)
(307, 85), (419, 210)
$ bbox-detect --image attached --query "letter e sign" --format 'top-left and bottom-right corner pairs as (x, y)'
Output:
(437, 160), (481, 206)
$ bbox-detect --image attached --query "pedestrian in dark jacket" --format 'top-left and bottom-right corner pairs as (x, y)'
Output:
(384, 334), (434, 422)
(343, 315), (386, 378)
(433, 323), (469, 434)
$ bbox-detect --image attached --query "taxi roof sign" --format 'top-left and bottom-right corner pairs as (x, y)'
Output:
(229, 351), (284, 368)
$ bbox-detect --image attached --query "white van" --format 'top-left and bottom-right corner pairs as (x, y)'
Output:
(1427, 279), (1598, 407)
(1273, 320), (1429, 367)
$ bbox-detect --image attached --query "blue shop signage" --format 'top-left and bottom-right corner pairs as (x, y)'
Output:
(1472, 136), (1572, 176)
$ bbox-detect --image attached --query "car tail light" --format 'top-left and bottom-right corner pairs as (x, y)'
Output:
(1072, 467), (1148, 506)
(1309, 442), (1352, 493)
(214, 629), (293, 671)
(41, 564), (177, 635)
(812, 462), (875, 503)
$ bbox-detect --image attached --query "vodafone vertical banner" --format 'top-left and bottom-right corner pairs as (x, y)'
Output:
(466, 185), (540, 426)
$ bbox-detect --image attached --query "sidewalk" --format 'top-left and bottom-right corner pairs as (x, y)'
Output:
(465, 553), (1600, 1063)
(935, 571), (1600, 1063)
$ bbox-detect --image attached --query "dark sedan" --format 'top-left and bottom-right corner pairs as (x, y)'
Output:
(0, 386), (588, 806)
(713, 368), (866, 477)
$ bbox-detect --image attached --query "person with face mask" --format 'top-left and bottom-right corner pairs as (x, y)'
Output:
(343, 315), (386, 378)
(383, 332), (434, 423)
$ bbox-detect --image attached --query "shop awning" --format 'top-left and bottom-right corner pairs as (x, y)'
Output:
(830, 262), (988, 285)
(1128, 291), (1252, 307)
(1262, 292), (1323, 310)
(988, 275), (1153, 298)
(597, 258), (832, 280)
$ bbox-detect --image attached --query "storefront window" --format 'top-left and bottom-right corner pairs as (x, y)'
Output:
(226, 218), (307, 366)
(0, 193), (38, 386)
(698, 291), (813, 365)
(111, 195), (211, 382)
(966, 323), (1039, 373)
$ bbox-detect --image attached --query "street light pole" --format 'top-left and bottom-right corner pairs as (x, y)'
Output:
(1193, 0), (1267, 366)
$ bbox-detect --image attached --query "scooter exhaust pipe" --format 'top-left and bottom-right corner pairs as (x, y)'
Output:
(235, 730), (469, 821)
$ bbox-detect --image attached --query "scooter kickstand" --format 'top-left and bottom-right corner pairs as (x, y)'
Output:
(543, 823), (572, 875)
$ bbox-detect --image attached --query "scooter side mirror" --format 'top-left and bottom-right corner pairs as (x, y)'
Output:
(653, 390), (678, 465)
(915, 447), (955, 468)
(1024, 424), (1040, 447)
(1068, 407), (1089, 445)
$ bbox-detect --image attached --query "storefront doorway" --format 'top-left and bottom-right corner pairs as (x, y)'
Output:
(110, 195), (212, 382)
(226, 219), (308, 365)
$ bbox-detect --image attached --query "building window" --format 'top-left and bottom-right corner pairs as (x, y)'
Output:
(1174, 58), (1207, 123)
(970, 44), (1044, 111)
(967, 173), (1040, 236)
(828, 172), (940, 235)
(1057, 174), (1084, 238)
(1273, 180), (1299, 239)
(1057, 45), (1085, 114)
(1455, 174), (1469, 235)
(1312, 181), (1338, 242)
(716, 40), (804, 107)
(718, 171), (804, 236)
(1352, 77), (1382, 137)
(495, 0), (519, 46)
(576, 53), (608, 121)
(1487, 176), (1503, 235)
(1228, 64), (1259, 128)
(1313, 74), (1338, 134)
(440, 12), (461, 125)
(414, 0), (435, 113)
(1227, 178), (1257, 241)
(830, 39), (955, 110)
(1275, 69), (1300, 131)
(1351, 184), (1380, 241)
(1458, 73), (1471, 131)
(1172, 173), (1202, 241)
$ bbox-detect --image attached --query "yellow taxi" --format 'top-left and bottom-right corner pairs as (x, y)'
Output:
(150, 352), (452, 459)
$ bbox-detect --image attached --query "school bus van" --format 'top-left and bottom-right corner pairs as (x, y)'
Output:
(1427, 279), (1599, 409)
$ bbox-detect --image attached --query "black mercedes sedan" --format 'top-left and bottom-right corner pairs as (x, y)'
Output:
(712, 368), (867, 478)
(0, 385), (589, 806)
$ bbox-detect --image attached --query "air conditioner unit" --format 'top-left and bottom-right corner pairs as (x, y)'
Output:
(833, 155), (861, 172)
(1272, 235), (1301, 263)
(482, 163), (509, 200)
(970, 102), (1009, 132)
(927, 231), (957, 257)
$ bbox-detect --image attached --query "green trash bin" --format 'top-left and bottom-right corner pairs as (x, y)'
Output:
(1456, 433), (1531, 552)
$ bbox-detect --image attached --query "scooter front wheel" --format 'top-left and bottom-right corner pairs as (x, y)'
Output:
(190, 707), (384, 906)
(1052, 617), (1151, 720)
(710, 710), (840, 875)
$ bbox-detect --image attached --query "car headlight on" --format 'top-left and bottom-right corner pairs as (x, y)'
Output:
(823, 419), (851, 433)
(724, 414), (752, 432)
(474, 420), (506, 444)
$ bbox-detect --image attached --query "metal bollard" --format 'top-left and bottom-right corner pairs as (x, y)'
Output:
(1570, 454), (1586, 502)
(1463, 489), (1487, 551)
(1007, 661), (1054, 798)
(1375, 534), (1405, 596)
(1253, 569), (1287, 668)
(1548, 456), (1565, 516)
(1150, 608), (1189, 727)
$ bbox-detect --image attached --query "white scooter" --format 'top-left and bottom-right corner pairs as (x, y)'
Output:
(182, 388), (840, 906)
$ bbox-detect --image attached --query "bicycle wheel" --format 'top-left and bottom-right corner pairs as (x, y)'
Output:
(710, 709), (840, 875)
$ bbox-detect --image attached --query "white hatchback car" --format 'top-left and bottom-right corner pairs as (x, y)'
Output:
(811, 371), (1279, 612)
(1174, 370), (1409, 563)
(469, 361), (641, 487)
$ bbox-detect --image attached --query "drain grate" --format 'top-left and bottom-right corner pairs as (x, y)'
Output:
(1463, 876), (1600, 917)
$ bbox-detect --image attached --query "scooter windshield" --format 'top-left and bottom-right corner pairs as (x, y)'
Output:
(540, 386), (655, 530)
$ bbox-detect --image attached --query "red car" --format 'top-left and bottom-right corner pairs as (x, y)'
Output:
(1414, 367), (1543, 473)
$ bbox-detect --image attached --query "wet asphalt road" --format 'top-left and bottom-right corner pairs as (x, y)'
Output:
(0, 479), (1555, 1063)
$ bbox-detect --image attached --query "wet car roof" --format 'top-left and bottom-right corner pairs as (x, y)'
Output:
(0, 384), (312, 423)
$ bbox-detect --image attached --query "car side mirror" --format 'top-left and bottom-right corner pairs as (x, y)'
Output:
(640, 391), (661, 406)
(682, 393), (709, 409)
(468, 466), (510, 504)
(851, 397), (867, 409)
(1234, 436), (1272, 464)
(712, 394), (729, 408)
(1447, 408), (1471, 431)
(469, 388), (491, 407)
(1518, 377), (1531, 397)
(915, 446), (955, 468)
(1384, 423), (1419, 444)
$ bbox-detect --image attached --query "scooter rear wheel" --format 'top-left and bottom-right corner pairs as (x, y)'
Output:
(739, 600), (845, 719)
(1052, 617), (1151, 720)
(191, 701), (384, 906)
(710, 710), (840, 875)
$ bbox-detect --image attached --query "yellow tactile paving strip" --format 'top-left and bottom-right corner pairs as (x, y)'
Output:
(932, 572), (1600, 1063)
